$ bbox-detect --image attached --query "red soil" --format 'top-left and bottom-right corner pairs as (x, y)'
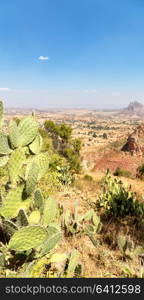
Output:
(93, 150), (144, 175)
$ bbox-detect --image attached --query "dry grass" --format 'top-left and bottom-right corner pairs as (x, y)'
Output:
(52, 171), (144, 278)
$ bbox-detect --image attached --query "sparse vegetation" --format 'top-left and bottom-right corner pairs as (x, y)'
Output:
(99, 171), (144, 218)
(83, 174), (93, 181)
(0, 100), (144, 278)
(136, 164), (144, 179)
(114, 167), (132, 178)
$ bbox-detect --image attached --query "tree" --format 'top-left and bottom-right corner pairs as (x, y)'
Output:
(93, 132), (97, 138)
(103, 133), (108, 139)
(44, 120), (59, 135)
(72, 138), (82, 154)
(64, 148), (81, 173)
(58, 123), (72, 141)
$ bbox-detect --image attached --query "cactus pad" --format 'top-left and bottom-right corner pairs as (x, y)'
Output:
(3, 219), (18, 237)
(34, 189), (44, 213)
(117, 235), (127, 254)
(39, 226), (61, 257)
(66, 250), (79, 277)
(9, 120), (20, 148)
(17, 209), (29, 227)
(18, 116), (38, 147)
(42, 197), (57, 226)
(50, 253), (67, 264)
(0, 185), (31, 219)
(28, 210), (41, 225)
(29, 134), (43, 154)
(0, 253), (5, 267)
(8, 148), (25, 183)
(25, 162), (39, 196)
(8, 225), (47, 251)
(0, 133), (11, 155)
(25, 153), (49, 182)
(0, 155), (9, 167)
(92, 213), (102, 233)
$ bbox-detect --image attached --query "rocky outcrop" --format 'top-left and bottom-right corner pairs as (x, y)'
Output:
(122, 123), (144, 155)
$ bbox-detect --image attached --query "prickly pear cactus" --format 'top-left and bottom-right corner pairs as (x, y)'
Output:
(50, 253), (67, 264)
(38, 226), (61, 257)
(9, 120), (20, 149)
(0, 133), (11, 155)
(0, 253), (5, 267)
(8, 225), (47, 251)
(23, 257), (48, 278)
(66, 249), (79, 277)
(63, 210), (72, 229)
(36, 153), (49, 180)
(42, 197), (57, 226)
(78, 209), (94, 222)
(29, 134), (43, 154)
(92, 213), (102, 233)
(117, 235), (127, 254)
(34, 189), (44, 213)
(0, 185), (31, 219)
(0, 155), (9, 167)
(2, 219), (18, 238)
(25, 162), (39, 196)
(16, 209), (29, 227)
(8, 148), (25, 184)
(25, 153), (49, 181)
(18, 116), (38, 147)
(28, 210), (41, 225)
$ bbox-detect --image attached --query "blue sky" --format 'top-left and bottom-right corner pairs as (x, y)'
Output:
(0, 0), (144, 109)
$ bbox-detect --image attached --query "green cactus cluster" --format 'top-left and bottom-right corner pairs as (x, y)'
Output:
(117, 235), (134, 256)
(0, 100), (64, 276)
(99, 170), (144, 218)
(62, 201), (102, 240)
(0, 100), (100, 278)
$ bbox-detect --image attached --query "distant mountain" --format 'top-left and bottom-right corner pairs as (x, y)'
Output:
(123, 101), (144, 113)
(117, 101), (144, 117)
(126, 101), (143, 111)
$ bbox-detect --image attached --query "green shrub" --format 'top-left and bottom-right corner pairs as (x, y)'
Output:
(58, 123), (72, 141)
(49, 154), (66, 171)
(13, 117), (21, 125)
(72, 138), (82, 154)
(64, 148), (81, 173)
(99, 171), (144, 218)
(103, 133), (108, 139)
(44, 120), (59, 135)
(93, 132), (97, 138)
(114, 167), (132, 178)
(136, 164), (144, 179)
(44, 121), (72, 142)
(84, 174), (93, 181)
(56, 165), (74, 185)
(38, 128), (53, 152)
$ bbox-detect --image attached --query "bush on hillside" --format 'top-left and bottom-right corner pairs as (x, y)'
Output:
(114, 167), (132, 178)
(84, 174), (93, 181)
(99, 171), (144, 218)
(136, 164), (144, 179)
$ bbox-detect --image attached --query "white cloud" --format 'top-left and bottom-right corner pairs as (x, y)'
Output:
(38, 55), (49, 61)
(0, 88), (10, 91)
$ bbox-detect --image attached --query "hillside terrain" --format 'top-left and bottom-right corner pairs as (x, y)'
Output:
(0, 101), (143, 278)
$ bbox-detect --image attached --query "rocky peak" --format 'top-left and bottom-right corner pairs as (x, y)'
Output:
(122, 123), (144, 154)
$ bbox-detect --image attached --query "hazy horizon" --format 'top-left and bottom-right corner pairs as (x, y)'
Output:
(1, 0), (144, 109)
